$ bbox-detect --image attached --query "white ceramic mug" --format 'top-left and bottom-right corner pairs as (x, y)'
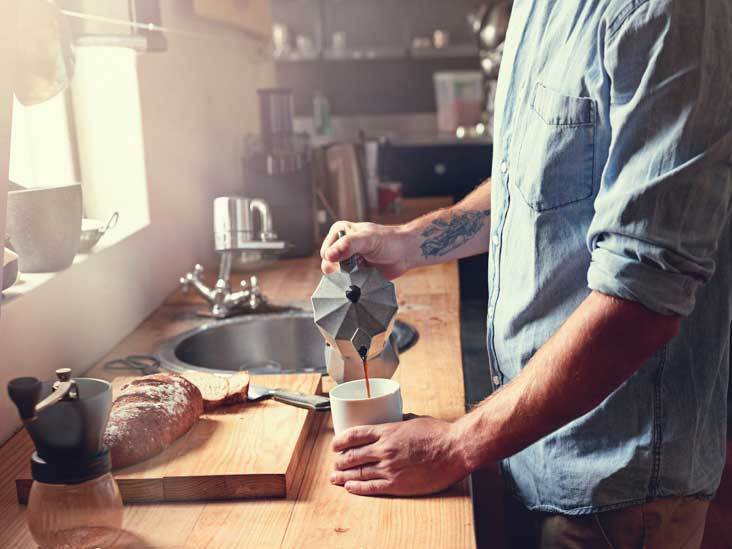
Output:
(329, 378), (403, 436)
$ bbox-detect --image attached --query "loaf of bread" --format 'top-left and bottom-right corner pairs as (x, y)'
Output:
(104, 374), (204, 470)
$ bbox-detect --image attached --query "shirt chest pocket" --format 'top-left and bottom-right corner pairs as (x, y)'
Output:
(513, 83), (596, 211)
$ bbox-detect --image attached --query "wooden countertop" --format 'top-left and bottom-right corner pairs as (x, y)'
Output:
(0, 198), (477, 548)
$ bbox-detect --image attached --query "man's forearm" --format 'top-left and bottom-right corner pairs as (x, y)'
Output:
(402, 179), (492, 268)
(320, 179), (491, 277)
(452, 291), (681, 470)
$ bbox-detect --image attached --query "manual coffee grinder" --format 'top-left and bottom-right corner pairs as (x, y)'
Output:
(7, 369), (123, 548)
(311, 232), (400, 387)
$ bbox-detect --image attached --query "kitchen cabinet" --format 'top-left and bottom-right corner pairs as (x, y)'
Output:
(380, 140), (492, 200)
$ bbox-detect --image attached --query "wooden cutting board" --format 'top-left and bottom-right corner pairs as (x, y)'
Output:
(16, 373), (323, 504)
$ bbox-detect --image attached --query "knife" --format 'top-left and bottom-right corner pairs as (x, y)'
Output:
(248, 384), (330, 412)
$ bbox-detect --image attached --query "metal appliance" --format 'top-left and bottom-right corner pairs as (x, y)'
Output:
(311, 232), (400, 383)
(244, 88), (315, 259)
(180, 196), (287, 319)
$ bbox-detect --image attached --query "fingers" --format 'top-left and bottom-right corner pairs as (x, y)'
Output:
(332, 426), (380, 453)
(324, 232), (376, 263)
(321, 258), (339, 275)
(320, 221), (351, 260)
(320, 221), (355, 275)
(320, 222), (380, 262)
(343, 479), (394, 497)
(334, 445), (380, 471)
(324, 233), (355, 263)
(330, 465), (382, 485)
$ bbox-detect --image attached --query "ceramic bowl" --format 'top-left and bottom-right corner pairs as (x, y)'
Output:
(79, 212), (119, 253)
(6, 184), (82, 273)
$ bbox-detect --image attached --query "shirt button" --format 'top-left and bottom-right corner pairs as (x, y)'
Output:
(500, 160), (508, 175)
(488, 305), (494, 317)
(492, 234), (499, 246)
(492, 375), (501, 387)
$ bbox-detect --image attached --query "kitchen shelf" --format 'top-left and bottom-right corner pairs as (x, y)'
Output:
(410, 44), (478, 58)
(274, 44), (478, 63)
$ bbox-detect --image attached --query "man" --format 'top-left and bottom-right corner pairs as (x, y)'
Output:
(320, 1), (732, 547)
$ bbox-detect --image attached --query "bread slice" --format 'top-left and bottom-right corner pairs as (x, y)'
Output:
(221, 371), (250, 407)
(181, 370), (250, 411)
(180, 371), (229, 411)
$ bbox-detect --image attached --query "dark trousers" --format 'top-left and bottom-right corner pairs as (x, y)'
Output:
(500, 496), (709, 549)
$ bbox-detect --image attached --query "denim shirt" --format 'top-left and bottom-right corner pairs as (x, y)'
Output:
(489, 0), (732, 514)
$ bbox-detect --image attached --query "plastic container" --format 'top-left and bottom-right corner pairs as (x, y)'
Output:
(433, 71), (484, 134)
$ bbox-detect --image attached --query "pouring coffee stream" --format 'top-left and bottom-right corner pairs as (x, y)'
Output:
(361, 355), (371, 399)
(343, 245), (373, 398)
(312, 231), (399, 398)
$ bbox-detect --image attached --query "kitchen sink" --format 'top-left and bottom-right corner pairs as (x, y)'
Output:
(157, 310), (417, 376)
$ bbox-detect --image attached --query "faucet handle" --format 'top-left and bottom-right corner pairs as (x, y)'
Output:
(249, 276), (264, 310)
(180, 264), (205, 293)
(249, 276), (262, 298)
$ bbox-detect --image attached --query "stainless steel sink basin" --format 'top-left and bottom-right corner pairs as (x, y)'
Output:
(157, 310), (417, 376)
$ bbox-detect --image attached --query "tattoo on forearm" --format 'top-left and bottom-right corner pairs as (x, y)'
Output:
(420, 209), (491, 258)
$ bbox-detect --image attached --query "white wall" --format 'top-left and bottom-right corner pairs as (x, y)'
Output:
(0, 1), (274, 443)
(0, 1), (18, 294)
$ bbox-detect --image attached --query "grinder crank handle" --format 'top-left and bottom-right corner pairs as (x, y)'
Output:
(7, 369), (75, 422)
(337, 230), (362, 273)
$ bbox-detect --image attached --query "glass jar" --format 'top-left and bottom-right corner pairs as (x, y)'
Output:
(27, 472), (123, 548)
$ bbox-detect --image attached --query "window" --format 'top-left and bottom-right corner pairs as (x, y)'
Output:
(9, 92), (77, 189)
(5, 36), (151, 298)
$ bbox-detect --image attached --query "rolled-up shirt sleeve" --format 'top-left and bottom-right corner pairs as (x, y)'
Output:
(587, 1), (732, 316)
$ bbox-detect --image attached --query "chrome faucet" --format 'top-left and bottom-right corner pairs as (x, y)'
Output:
(180, 264), (264, 319)
(180, 197), (288, 319)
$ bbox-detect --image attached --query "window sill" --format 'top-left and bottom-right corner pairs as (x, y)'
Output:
(1, 220), (150, 305)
